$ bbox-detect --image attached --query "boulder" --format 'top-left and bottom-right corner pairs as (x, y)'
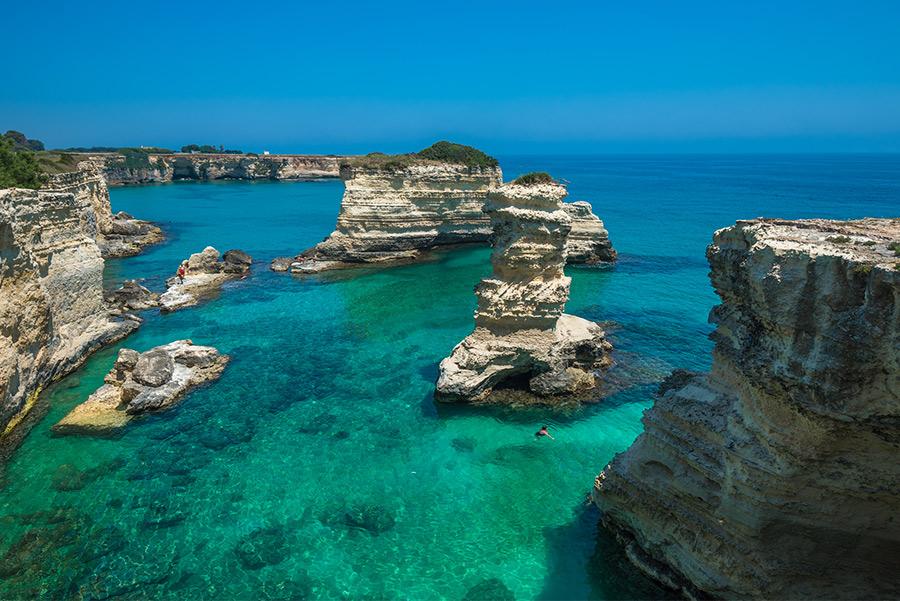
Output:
(131, 349), (174, 387)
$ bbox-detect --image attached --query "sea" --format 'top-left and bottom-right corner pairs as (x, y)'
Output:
(1, 154), (897, 600)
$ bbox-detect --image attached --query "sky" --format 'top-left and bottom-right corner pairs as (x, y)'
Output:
(4, 0), (900, 154)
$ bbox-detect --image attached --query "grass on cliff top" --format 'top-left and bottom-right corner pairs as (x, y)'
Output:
(513, 172), (555, 186)
(343, 141), (498, 171)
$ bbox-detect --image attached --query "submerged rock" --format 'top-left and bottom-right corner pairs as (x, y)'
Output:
(53, 340), (228, 434)
(463, 578), (516, 601)
(593, 218), (900, 600)
(235, 526), (291, 569)
(342, 504), (396, 535)
(436, 180), (612, 403)
(158, 246), (252, 312)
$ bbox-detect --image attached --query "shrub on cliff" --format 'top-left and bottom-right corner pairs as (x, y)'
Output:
(513, 172), (555, 186)
(3, 130), (44, 152)
(415, 141), (498, 168)
(0, 137), (46, 189)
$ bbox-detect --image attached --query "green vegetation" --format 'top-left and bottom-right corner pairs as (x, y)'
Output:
(0, 137), (46, 189)
(181, 144), (243, 154)
(889, 241), (900, 257)
(34, 151), (81, 175)
(3, 130), (44, 152)
(826, 235), (851, 244)
(859, 240), (876, 246)
(343, 141), (498, 171)
(513, 172), (555, 186)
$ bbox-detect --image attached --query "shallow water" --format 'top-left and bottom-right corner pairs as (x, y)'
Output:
(1, 155), (897, 600)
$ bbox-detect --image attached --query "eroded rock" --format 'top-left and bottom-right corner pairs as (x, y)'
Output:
(436, 181), (612, 403)
(158, 246), (252, 312)
(53, 340), (228, 434)
(593, 218), (900, 600)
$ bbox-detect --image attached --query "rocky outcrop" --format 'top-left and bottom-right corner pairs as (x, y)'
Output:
(435, 181), (612, 403)
(92, 153), (342, 185)
(105, 280), (160, 312)
(0, 186), (140, 446)
(290, 162), (503, 273)
(53, 340), (228, 434)
(158, 246), (252, 312)
(564, 201), (617, 263)
(42, 164), (163, 258)
(593, 218), (900, 600)
(282, 163), (616, 273)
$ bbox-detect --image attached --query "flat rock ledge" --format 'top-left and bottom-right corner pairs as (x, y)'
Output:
(593, 218), (900, 600)
(53, 340), (228, 435)
(158, 246), (252, 312)
(436, 181), (613, 404)
(100, 211), (165, 258)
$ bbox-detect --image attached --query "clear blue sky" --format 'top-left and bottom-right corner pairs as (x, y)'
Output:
(5, 0), (900, 154)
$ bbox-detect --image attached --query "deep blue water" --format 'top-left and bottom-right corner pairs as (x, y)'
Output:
(1, 155), (897, 600)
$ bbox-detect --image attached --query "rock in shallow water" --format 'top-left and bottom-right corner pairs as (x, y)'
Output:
(593, 218), (900, 600)
(463, 578), (516, 601)
(436, 181), (612, 404)
(158, 246), (252, 312)
(235, 526), (291, 569)
(52, 340), (228, 434)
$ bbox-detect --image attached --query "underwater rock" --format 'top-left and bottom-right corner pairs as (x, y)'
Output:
(594, 218), (900, 600)
(342, 503), (396, 535)
(463, 578), (516, 601)
(53, 340), (228, 434)
(436, 180), (613, 403)
(51, 464), (87, 491)
(235, 526), (291, 569)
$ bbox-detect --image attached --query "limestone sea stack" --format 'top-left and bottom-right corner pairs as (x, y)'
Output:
(435, 179), (612, 403)
(0, 185), (139, 446)
(158, 247), (252, 312)
(564, 201), (617, 263)
(290, 145), (503, 273)
(593, 218), (900, 599)
(53, 340), (228, 434)
(42, 163), (163, 258)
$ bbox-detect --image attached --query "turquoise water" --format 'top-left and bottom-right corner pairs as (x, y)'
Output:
(1, 155), (898, 600)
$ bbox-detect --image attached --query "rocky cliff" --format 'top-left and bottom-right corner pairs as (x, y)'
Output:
(564, 201), (617, 263)
(593, 218), (900, 599)
(92, 153), (342, 185)
(43, 163), (162, 257)
(0, 186), (140, 452)
(291, 162), (503, 272)
(435, 181), (612, 403)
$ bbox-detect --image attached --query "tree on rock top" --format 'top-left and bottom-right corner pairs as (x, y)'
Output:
(416, 141), (499, 168)
(0, 136), (46, 189)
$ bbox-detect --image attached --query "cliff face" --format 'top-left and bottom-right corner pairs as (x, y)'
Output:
(93, 153), (342, 185)
(293, 163), (502, 272)
(564, 201), (617, 263)
(593, 218), (900, 599)
(0, 186), (139, 446)
(43, 163), (162, 258)
(435, 182), (612, 403)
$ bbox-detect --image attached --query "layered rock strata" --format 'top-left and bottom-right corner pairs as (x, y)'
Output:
(564, 201), (617, 263)
(593, 218), (900, 600)
(435, 182), (612, 403)
(42, 164), (163, 258)
(92, 153), (342, 185)
(290, 162), (503, 273)
(0, 186), (140, 444)
(53, 340), (228, 434)
(159, 247), (252, 312)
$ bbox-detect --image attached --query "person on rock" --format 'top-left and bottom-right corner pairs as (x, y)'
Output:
(176, 263), (186, 284)
(535, 425), (554, 440)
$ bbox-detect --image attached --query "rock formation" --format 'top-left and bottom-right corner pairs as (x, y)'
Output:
(106, 280), (160, 312)
(564, 201), (617, 263)
(158, 247), (252, 312)
(290, 160), (503, 273)
(53, 340), (228, 434)
(593, 218), (900, 600)
(435, 181), (612, 403)
(0, 185), (140, 446)
(42, 164), (163, 258)
(92, 153), (342, 185)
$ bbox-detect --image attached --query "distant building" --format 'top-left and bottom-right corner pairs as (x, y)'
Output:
(263, 150), (270, 155)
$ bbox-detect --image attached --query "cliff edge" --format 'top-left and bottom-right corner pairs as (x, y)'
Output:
(593, 218), (900, 599)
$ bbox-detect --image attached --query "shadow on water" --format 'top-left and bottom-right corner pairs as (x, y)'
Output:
(538, 502), (678, 601)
